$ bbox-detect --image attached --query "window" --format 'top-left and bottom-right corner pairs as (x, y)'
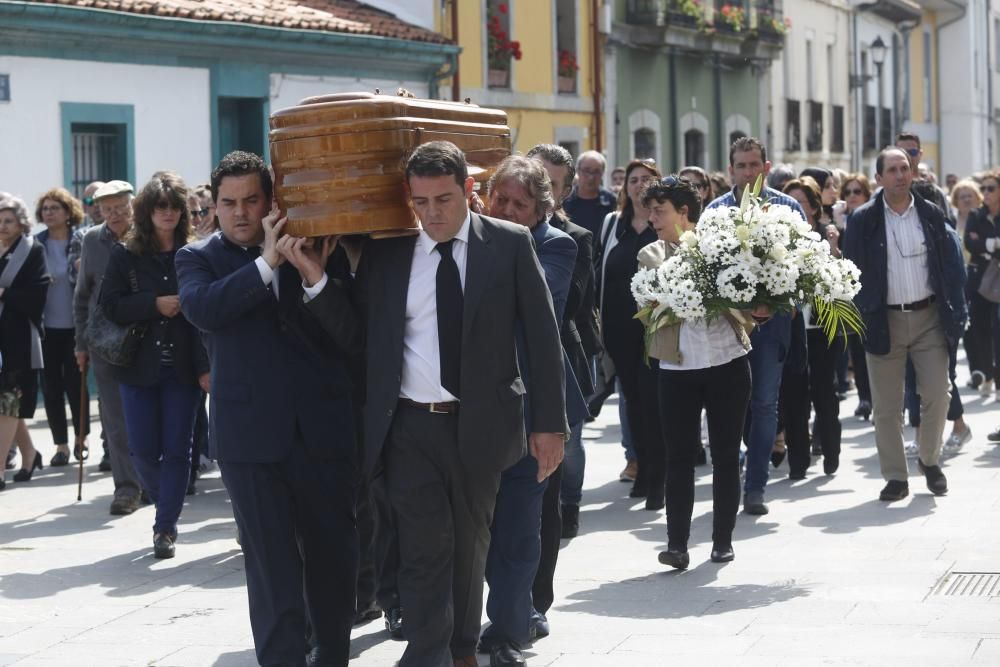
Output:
(786, 99), (801, 151)
(807, 100), (823, 152)
(806, 40), (815, 101)
(70, 123), (127, 199)
(635, 128), (656, 161)
(684, 129), (705, 167)
(559, 141), (579, 160)
(831, 105), (844, 153)
(218, 97), (265, 158)
(556, 0), (578, 94)
(864, 105), (876, 151)
(487, 0), (517, 89)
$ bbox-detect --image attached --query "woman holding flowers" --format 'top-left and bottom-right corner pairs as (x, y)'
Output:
(637, 178), (759, 569)
(597, 159), (665, 508)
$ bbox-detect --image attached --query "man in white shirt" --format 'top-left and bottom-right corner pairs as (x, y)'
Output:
(844, 147), (967, 502)
(356, 141), (566, 667)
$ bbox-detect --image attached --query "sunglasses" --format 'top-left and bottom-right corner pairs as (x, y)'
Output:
(83, 196), (95, 206)
(843, 187), (864, 196)
(903, 147), (920, 157)
(191, 208), (211, 217)
(984, 185), (999, 193)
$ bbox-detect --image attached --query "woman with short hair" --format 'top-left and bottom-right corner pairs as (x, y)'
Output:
(0, 194), (50, 488)
(35, 187), (90, 466)
(100, 172), (208, 557)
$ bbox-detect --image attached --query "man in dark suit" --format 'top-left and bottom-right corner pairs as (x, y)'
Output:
(176, 151), (360, 667)
(355, 141), (566, 667)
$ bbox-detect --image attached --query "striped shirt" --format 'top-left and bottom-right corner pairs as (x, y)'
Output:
(884, 195), (933, 305)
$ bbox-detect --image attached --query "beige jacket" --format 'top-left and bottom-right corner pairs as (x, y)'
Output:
(636, 240), (754, 365)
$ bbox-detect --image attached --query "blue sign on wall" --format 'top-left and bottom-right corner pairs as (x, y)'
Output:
(0, 75), (9, 102)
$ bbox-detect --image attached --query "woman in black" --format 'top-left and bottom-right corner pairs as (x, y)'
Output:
(783, 177), (844, 475)
(0, 194), (50, 488)
(100, 173), (208, 558)
(596, 158), (664, 509)
(964, 171), (1000, 397)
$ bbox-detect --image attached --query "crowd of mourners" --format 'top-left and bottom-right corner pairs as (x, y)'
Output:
(0, 129), (997, 667)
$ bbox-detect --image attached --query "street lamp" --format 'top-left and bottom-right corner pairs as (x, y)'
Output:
(871, 36), (887, 149)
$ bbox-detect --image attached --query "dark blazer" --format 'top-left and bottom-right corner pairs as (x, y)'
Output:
(0, 236), (49, 372)
(844, 191), (968, 355)
(101, 244), (208, 387)
(176, 232), (360, 463)
(963, 206), (1000, 293)
(358, 213), (567, 475)
(550, 213), (601, 384)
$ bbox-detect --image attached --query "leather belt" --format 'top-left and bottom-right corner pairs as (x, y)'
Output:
(887, 295), (935, 312)
(399, 398), (460, 414)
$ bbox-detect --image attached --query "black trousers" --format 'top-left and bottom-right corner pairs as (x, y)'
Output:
(779, 361), (811, 477)
(807, 330), (844, 460)
(532, 461), (562, 615)
(356, 472), (399, 611)
(967, 291), (1000, 381)
(658, 356), (750, 549)
(847, 334), (871, 403)
(605, 332), (664, 495)
(384, 403), (501, 666)
(220, 434), (358, 667)
(40, 327), (89, 445)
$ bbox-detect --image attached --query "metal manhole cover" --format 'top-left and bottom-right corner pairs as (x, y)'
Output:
(932, 572), (1000, 597)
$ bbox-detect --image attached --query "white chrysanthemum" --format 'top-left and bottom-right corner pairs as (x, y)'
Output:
(716, 263), (758, 303)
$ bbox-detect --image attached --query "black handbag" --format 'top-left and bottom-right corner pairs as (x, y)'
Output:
(978, 258), (1000, 304)
(85, 265), (147, 367)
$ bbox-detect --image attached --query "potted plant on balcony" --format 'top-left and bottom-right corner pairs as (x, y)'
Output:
(558, 49), (579, 93)
(714, 3), (745, 34)
(669, 0), (705, 29)
(755, 11), (789, 41)
(488, 3), (522, 88)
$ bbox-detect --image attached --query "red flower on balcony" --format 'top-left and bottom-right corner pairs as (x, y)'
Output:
(558, 49), (579, 78)
(488, 4), (522, 70)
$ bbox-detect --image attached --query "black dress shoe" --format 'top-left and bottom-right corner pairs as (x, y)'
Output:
(73, 442), (89, 461)
(854, 400), (872, 420)
(98, 453), (112, 472)
(988, 426), (1000, 443)
(628, 479), (648, 498)
(384, 606), (403, 639)
(710, 544), (735, 563)
(788, 469), (807, 481)
(823, 454), (839, 476)
(186, 478), (196, 496)
(878, 480), (909, 502)
(5, 448), (15, 470)
(153, 533), (176, 559)
(50, 451), (70, 467)
(917, 459), (948, 495)
(561, 503), (579, 539)
(657, 548), (690, 570)
(743, 493), (768, 515)
(352, 601), (381, 626)
(13, 451), (43, 482)
(489, 640), (526, 667)
(644, 484), (665, 511)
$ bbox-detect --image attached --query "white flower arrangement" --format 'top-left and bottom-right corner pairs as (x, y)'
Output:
(633, 175), (863, 346)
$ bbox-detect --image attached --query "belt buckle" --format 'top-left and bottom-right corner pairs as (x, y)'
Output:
(428, 402), (447, 414)
(899, 302), (912, 313)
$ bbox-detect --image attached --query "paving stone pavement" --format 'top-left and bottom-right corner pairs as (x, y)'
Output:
(1, 367), (999, 666)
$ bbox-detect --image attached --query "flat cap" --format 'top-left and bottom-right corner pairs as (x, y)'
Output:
(93, 180), (134, 200)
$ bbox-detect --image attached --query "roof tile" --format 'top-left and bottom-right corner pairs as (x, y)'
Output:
(26, 0), (450, 43)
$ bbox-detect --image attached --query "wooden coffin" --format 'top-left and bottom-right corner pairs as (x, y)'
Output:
(269, 91), (512, 237)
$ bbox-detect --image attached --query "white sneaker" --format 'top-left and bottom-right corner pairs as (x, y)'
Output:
(943, 427), (972, 455)
(904, 440), (919, 458)
(980, 379), (995, 398)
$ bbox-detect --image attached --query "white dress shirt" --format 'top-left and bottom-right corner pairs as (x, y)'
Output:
(254, 253), (327, 302)
(400, 212), (471, 403)
(659, 316), (749, 371)
(884, 195), (933, 305)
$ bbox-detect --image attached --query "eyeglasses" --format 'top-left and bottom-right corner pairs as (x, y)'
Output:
(843, 187), (864, 196)
(40, 205), (66, 213)
(902, 147), (920, 157)
(100, 204), (130, 217)
(984, 184), (999, 193)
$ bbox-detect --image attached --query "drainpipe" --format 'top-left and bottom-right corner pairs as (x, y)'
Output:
(592, 0), (603, 151)
(451, 0), (461, 102)
(669, 49), (678, 170)
(714, 55), (723, 169)
(935, 0), (967, 172)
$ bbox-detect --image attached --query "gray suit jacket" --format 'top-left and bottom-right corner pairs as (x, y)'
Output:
(358, 213), (566, 476)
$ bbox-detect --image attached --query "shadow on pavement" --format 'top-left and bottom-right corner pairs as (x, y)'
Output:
(798, 494), (937, 534)
(212, 649), (258, 666)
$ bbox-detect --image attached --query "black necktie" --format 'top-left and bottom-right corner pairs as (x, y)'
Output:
(435, 240), (463, 398)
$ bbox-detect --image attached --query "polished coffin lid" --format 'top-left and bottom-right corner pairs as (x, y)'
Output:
(269, 91), (511, 237)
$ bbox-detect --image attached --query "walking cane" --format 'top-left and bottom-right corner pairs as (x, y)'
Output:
(76, 361), (88, 502)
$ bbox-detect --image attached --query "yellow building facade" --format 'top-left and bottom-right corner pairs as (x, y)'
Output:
(436, 0), (603, 156)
